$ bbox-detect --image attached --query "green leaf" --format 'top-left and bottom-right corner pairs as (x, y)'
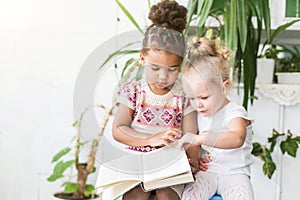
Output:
(261, 148), (276, 179)
(237, 0), (248, 51)
(120, 58), (139, 79)
(185, 0), (198, 34)
(84, 184), (95, 197)
(51, 147), (71, 163)
(294, 136), (300, 143)
(251, 142), (263, 157)
(259, 0), (271, 42)
(115, 0), (143, 34)
(47, 160), (75, 182)
(62, 182), (79, 194)
(134, 65), (144, 81)
(280, 139), (299, 157)
(47, 173), (63, 182)
(262, 19), (300, 51)
(120, 59), (140, 83)
(227, 0), (237, 51)
(77, 141), (89, 148)
(99, 41), (140, 70)
(196, 0), (213, 28)
(263, 159), (276, 179)
(72, 121), (78, 127)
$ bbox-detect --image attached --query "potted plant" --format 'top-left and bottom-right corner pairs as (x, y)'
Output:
(184, 0), (272, 109)
(257, 18), (300, 84)
(186, 0), (300, 107)
(47, 105), (113, 200)
(274, 45), (300, 84)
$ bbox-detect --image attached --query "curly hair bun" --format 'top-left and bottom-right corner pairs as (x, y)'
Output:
(148, 0), (187, 32)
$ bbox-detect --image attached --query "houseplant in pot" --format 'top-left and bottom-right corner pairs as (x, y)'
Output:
(47, 105), (113, 200)
(274, 45), (300, 85)
(257, 18), (300, 85)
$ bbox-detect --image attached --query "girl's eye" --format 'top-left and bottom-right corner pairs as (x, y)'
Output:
(168, 68), (178, 72)
(201, 96), (209, 100)
(151, 67), (160, 71)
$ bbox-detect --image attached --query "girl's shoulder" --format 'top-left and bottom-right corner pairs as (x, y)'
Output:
(225, 101), (252, 123)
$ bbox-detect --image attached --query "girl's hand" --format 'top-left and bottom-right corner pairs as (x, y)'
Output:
(188, 158), (199, 174)
(199, 157), (210, 171)
(148, 129), (181, 146)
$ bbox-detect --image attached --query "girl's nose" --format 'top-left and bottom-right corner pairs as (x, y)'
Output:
(158, 70), (168, 80)
(198, 100), (203, 107)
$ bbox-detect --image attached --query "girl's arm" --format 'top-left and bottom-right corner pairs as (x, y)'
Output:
(112, 104), (180, 147)
(181, 110), (199, 173)
(195, 117), (250, 149)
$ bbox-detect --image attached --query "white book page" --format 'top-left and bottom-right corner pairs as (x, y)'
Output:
(96, 153), (143, 188)
(142, 147), (191, 183)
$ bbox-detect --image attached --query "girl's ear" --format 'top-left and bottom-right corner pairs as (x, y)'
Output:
(222, 80), (230, 94)
(140, 53), (145, 65)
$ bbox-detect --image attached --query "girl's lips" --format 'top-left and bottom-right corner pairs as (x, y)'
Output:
(157, 82), (167, 87)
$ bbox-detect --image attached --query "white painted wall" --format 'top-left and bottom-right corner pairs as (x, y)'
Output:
(0, 0), (299, 200)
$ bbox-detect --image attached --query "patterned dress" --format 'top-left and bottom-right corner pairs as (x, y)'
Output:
(116, 79), (194, 152)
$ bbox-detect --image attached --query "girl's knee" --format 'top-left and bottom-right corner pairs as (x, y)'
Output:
(156, 188), (180, 200)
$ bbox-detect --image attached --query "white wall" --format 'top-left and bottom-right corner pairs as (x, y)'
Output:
(1, 0), (299, 200)
(0, 0), (150, 199)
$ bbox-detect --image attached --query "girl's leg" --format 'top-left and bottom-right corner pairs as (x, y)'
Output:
(217, 174), (254, 200)
(182, 171), (218, 200)
(123, 185), (151, 200)
(156, 187), (180, 200)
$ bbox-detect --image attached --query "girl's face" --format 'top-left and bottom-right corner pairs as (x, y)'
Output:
(182, 70), (228, 117)
(140, 49), (182, 95)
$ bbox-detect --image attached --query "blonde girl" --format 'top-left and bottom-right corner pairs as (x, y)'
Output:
(181, 37), (254, 200)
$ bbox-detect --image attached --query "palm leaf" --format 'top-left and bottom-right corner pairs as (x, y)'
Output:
(196, 0), (214, 28)
(259, 0), (271, 42)
(237, 0), (248, 51)
(115, 0), (143, 34)
(99, 42), (140, 70)
(262, 19), (300, 51)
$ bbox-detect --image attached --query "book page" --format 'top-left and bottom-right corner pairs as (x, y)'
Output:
(141, 147), (194, 191)
(96, 153), (143, 189)
(100, 180), (140, 200)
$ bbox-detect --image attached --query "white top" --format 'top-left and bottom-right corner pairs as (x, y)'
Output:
(198, 101), (253, 176)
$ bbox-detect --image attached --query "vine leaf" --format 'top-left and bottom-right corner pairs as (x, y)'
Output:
(280, 138), (299, 157)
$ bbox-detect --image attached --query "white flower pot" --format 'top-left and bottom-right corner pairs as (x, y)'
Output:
(256, 58), (275, 84)
(276, 72), (300, 85)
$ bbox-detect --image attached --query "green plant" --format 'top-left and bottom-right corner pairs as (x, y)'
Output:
(186, 1), (300, 109)
(275, 45), (300, 73)
(47, 105), (113, 199)
(185, 0), (272, 109)
(251, 129), (300, 178)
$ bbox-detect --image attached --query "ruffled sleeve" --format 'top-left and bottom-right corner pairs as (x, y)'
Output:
(115, 81), (140, 110)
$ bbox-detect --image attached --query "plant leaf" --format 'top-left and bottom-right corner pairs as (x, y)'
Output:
(261, 148), (276, 179)
(99, 41), (140, 70)
(62, 182), (79, 194)
(47, 160), (75, 182)
(185, 0), (198, 34)
(259, 0), (271, 42)
(262, 19), (300, 50)
(196, 0), (213, 28)
(263, 159), (276, 179)
(115, 0), (143, 34)
(84, 184), (96, 197)
(251, 142), (263, 156)
(280, 138), (299, 157)
(237, 0), (247, 51)
(51, 147), (71, 163)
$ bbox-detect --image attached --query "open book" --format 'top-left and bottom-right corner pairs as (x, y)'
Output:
(96, 133), (196, 200)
